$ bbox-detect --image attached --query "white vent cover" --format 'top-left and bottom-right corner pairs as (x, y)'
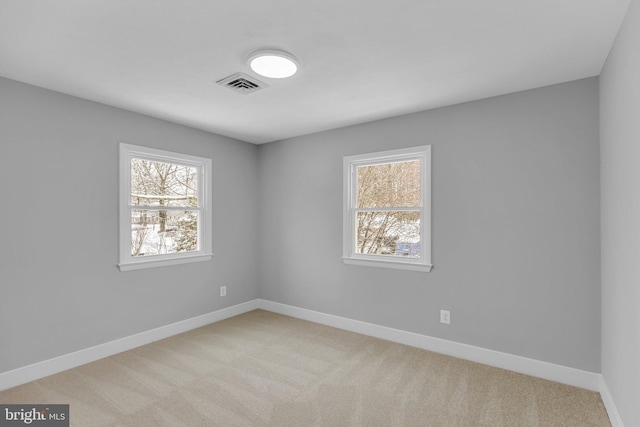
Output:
(216, 72), (268, 94)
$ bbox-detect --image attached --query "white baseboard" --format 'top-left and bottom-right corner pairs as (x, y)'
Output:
(0, 299), (260, 392)
(600, 376), (625, 427)
(257, 299), (601, 392)
(1, 297), (620, 425)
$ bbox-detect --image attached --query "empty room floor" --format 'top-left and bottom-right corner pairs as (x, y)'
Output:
(0, 310), (610, 426)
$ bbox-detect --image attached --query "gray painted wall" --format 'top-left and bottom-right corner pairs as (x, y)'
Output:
(600, 0), (640, 424)
(0, 73), (604, 382)
(0, 77), (260, 373)
(258, 78), (601, 372)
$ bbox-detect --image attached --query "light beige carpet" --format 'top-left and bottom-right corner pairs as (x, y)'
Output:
(0, 310), (610, 426)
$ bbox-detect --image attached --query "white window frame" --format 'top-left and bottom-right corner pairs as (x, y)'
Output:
(343, 145), (432, 272)
(118, 143), (213, 271)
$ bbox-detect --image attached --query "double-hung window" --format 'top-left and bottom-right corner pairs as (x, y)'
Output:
(118, 143), (212, 271)
(343, 145), (432, 272)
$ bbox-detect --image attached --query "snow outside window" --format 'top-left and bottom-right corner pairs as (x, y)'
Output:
(118, 143), (212, 271)
(343, 146), (432, 272)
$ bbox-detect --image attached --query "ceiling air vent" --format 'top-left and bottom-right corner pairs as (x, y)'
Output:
(216, 72), (268, 95)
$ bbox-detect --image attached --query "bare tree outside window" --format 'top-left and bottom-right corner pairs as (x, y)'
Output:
(356, 160), (421, 257)
(343, 146), (431, 271)
(130, 159), (199, 256)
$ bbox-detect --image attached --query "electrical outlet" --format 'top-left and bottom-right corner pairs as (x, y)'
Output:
(440, 309), (450, 325)
(220, 286), (227, 297)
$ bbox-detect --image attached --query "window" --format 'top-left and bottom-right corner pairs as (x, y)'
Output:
(343, 146), (432, 272)
(118, 143), (212, 271)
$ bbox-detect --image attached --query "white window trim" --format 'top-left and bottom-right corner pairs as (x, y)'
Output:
(118, 143), (213, 271)
(343, 145), (432, 272)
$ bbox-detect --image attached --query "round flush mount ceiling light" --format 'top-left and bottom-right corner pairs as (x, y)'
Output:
(248, 50), (298, 79)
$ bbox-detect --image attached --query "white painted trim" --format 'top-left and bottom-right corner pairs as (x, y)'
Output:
(342, 257), (433, 272)
(118, 143), (213, 271)
(2, 296), (618, 420)
(0, 300), (259, 392)
(118, 253), (213, 271)
(600, 376), (624, 427)
(343, 145), (432, 272)
(257, 299), (601, 391)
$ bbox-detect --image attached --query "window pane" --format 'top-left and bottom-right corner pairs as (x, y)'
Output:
(130, 159), (198, 207)
(131, 210), (198, 257)
(356, 211), (420, 257)
(357, 160), (420, 208)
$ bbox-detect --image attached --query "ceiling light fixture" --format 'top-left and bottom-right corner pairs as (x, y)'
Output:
(248, 49), (298, 79)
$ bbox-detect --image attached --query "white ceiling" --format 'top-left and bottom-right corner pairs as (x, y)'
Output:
(0, 0), (630, 144)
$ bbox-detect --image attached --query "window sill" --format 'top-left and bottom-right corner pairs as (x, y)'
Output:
(118, 254), (213, 272)
(342, 257), (433, 272)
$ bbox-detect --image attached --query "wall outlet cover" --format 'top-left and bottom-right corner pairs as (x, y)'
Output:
(440, 309), (450, 325)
